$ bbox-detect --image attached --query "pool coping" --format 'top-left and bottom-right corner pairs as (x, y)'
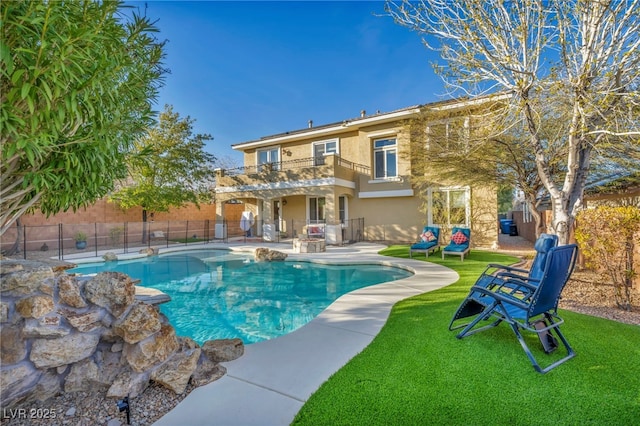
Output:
(151, 242), (459, 426)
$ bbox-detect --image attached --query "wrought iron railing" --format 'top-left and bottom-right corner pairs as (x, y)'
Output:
(223, 156), (370, 177)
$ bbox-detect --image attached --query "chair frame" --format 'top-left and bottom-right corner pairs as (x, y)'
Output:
(409, 244), (440, 258)
(449, 244), (578, 374)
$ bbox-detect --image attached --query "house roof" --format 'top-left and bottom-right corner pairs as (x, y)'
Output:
(535, 169), (639, 209)
(231, 92), (512, 151)
(584, 170), (640, 196)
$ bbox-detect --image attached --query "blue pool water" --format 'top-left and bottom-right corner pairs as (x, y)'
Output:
(68, 250), (412, 344)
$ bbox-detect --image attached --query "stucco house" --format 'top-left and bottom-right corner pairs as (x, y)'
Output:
(213, 96), (505, 248)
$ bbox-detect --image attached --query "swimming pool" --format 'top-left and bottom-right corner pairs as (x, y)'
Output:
(68, 249), (413, 344)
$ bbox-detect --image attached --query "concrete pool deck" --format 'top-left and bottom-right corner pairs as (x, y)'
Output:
(153, 242), (459, 426)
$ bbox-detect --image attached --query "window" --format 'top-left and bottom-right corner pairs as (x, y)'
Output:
(429, 187), (470, 227)
(309, 197), (325, 223)
(257, 147), (279, 171)
(426, 117), (470, 152)
(338, 195), (348, 223)
(313, 139), (338, 166)
(373, 138), (397, 179)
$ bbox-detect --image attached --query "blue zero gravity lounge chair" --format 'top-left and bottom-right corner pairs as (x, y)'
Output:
(449, 244), (579, 373)
(448, 233), (559, 329)
(474, 233), (558, 294)
(442, 227), (471, 261)
(409, 226), (441, 258)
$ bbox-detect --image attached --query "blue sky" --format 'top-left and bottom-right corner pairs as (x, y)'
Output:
(133, 1), (445, 164)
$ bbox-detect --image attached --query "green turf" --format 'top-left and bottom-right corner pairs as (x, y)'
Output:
(292, 246), (640, 425)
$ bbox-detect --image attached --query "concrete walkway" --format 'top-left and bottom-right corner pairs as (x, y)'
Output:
(153, 242), (459, 426)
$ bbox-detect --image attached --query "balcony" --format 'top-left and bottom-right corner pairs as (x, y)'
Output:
(215, 155), (370, 196)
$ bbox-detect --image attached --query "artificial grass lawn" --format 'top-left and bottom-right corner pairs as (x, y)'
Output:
(292, 246), (640, 425)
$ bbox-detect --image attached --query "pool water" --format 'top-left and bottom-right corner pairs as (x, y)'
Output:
(69, 250), (412, 344)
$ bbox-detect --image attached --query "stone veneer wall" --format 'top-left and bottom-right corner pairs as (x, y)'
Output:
(0, 259), (244, 409)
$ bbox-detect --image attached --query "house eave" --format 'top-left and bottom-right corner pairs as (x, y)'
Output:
(232, 108), (422, 151)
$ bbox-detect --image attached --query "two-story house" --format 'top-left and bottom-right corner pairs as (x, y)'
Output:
(214, 95), (503, 248)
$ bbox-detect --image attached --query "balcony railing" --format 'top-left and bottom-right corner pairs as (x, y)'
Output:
(223, 156), (370, 177)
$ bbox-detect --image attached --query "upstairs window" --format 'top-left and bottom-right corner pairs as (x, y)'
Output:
(426, 117), (470, 153)
(313, 139), (338, 166)
(373, 138), (397, 179)
(257, 147), (279, 171)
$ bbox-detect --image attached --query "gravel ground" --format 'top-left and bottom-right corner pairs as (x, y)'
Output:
(0, 382), (196, 426)
(3, 240), (638, 425)
(560, 270), (640, 325)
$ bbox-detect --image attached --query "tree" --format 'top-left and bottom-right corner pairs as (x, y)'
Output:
(0, 0), (166, 236)
(405, 95), (567, 238)
(109, 105), (216, 242)
(386, 0), (640, 244)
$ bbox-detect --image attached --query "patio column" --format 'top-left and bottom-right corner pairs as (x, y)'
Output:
(259, 199), (276, 241)
(215, 200), (226, 239)
(324, 192), (343, 245)
(324, 192), (336, 223)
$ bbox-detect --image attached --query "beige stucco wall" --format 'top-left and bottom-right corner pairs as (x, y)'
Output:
(348, 195), (424, 242)
(222, 109), (499, 246)
(239, 123), (407, 181)
(470, 185), (498, 248)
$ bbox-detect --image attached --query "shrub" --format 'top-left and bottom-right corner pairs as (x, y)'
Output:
(575, 206), (640, 311)
(109, 227), (124, 246)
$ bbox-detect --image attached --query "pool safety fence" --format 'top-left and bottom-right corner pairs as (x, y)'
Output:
(1, 218), (366, 261)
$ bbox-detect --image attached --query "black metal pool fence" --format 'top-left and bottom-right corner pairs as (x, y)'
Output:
(1, 218), (366, 261)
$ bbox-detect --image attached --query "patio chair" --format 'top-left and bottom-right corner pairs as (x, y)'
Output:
(441, 227), (471, 261)
(449, 244), (579, 373)
(448, 233), (559, 327)
(409, 226), (441, 258)
(306, 224), (325, 239)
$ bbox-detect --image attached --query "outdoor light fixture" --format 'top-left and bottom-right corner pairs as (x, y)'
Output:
(116, 396), (131, 425)
(282, 199), (288, 206)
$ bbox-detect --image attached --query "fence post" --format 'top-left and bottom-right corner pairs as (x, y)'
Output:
(185, 221), (189, 246)
(124, 222), (128, 254)
(94, 222), (98, 257)
(22, 223), (26, 260)
(58, 223), (63, 260)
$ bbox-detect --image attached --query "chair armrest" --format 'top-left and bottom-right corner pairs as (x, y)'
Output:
(503, 276), (538, 290)
(487, 263), (529, 275)
(496, 272), (541, 284)
(470, 284), (530, 310)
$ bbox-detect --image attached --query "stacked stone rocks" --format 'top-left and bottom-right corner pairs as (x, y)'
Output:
(254, 247), (288, 261)
(0, 259), (243, 409)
